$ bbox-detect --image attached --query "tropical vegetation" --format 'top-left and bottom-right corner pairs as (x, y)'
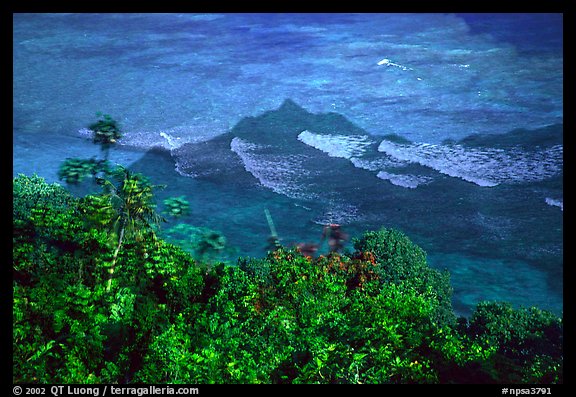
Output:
(12, 173), (562, 384)
(89, 112), (122, 162)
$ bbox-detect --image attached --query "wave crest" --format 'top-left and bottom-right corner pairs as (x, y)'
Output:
(230, 137), (317, 200)
(377, 139), (563, 187)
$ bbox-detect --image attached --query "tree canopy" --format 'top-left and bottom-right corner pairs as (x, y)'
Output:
(12, 173), (563, 384)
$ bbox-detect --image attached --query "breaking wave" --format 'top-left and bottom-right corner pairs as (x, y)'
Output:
(230, 137), (317, 200)
(295, 127), (562, 191)
(377, 139), (563, 187)
(297, 130), (375, 159)
(78, 126), (220, 151)
(376, 171), (433, 189)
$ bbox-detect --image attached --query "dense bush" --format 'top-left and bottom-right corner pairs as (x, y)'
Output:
(353, 229), (455, 326)
(462, 302), (563, 383)
(13, 174), (75, 220)
(12, 174), (562, 384)
(13, 174), (203, 383)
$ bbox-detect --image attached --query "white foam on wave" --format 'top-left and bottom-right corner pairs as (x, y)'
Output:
(376, 171), (432, 189)
(349, 156), (406, 171)
(230, 137), (316, 200)
(297, 130), (375, 159)
(159, 132), (183, 149)
(132, 127), (217, 150)
(79, 126), (221, 151)
(545, 198), (563, 211)
(298, 129), (435, 190)
(377, 58), (412, 71)
(377, 139), (563, 187)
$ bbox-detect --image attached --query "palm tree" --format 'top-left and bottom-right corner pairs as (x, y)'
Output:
(96, 166), (165, 292)
(90, 113), (122, 164)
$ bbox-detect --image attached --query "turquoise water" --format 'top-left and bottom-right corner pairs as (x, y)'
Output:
(13, 13), (563, 317)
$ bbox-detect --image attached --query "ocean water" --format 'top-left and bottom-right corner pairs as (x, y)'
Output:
(13, 13), (563, 317)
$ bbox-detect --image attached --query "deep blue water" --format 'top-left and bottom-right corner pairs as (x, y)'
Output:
(13, 13), (563, 317)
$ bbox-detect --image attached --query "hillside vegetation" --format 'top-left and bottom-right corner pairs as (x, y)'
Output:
(13, 173), (562, 384)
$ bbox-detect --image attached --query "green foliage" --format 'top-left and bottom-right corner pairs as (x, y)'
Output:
(89, 112), (122, 164)
(96, 166), (165, 240)
(353, 228), (455, 326)
(95, 166), (166, 291)
(163, 196), (190, 218)
(13, 173), (204, 383)
(14, 281), (109, 383)
(13, 174), (74, 220)
(13, 175), (111, 382)
(12, 173), (562, 384)
(462, 301), (563, 383)
(90, 112), (122, 146)
(59, 113), (121, 188)
(177, 249), (498, 384)
(352, 229), (428, 283)
(58, 157), (108, 184)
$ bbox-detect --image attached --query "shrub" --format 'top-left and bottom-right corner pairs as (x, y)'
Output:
(462, 301), (563, 383)
(13, 174), (562, 384)
(352, 228), (455, 326)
